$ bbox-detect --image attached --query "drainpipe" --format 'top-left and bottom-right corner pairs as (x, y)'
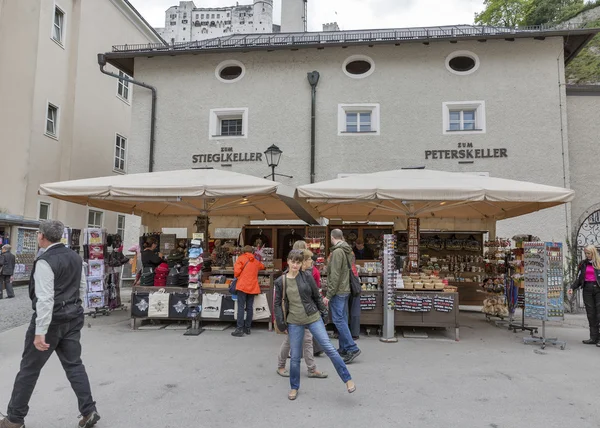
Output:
(97, 54), (157, 172)
(307, 71), (320, 183)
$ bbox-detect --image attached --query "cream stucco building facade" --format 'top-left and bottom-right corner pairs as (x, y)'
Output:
(103, 25), (600, 250)
(0, 0), (163, 261)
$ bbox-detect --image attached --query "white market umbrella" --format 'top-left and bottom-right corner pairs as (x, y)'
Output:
(39, 169), (319, 223)
(296, 169), (574, 222)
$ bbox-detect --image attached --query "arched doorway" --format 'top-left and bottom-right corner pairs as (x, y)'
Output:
(577, 209), (600, 254)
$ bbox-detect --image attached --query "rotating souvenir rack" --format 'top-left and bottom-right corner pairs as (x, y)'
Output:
(522, 242), (566, 350)
(380, 234), (398, 343)
(83, 228), (109, 318)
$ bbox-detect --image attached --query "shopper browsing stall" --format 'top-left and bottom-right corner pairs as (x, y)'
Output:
(325, 229), (361, 363)
(569, 245), (600, 345)
(231, 246), (265, 337)
(141, 239), (163, 269)
(274, 250), (355, 401)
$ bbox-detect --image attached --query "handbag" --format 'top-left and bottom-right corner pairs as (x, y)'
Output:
(148, 288), (169, 318)
(229, 260), (250, 295)
(346, 257), (362, 298)
(219, 295), (236, 321)
(275, 275), (287, 335)
(131, 292), (150, 318)
(168, 292), (190, 318)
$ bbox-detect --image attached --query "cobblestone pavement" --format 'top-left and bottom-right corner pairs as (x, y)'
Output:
(0, 285), (32, 334)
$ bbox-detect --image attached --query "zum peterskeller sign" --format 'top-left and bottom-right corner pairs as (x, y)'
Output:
(425, 143), (508, 160)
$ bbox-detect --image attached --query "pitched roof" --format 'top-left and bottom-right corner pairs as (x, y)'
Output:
(104, 23), (600, 76)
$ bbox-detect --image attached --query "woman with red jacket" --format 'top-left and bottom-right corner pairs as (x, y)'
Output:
(232, 246), (265, 337)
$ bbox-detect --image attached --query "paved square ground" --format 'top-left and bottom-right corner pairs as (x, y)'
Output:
(1, 302), (599, 428)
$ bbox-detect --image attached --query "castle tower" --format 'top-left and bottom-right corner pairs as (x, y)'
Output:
(253, 0), (273, 33)
(281, 0), (306, 33)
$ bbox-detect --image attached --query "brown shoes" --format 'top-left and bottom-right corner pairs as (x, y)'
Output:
(0, 415), (24, 428)
(78, 411), (101, 428)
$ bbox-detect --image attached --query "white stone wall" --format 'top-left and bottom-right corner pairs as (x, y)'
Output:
(129, 38), (573, 242)
(157, 0), (274, 43)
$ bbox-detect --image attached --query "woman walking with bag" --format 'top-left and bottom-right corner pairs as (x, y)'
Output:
(274, 250), (355, 400)
(232, 246), (265, 337)
(276, 250), (327, 379)
(569, 245), (600, 345)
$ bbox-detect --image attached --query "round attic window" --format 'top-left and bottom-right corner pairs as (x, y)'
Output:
(445, 51), (480, 75)
(215, 60), (246, 83)
(342, 55), (375, 79)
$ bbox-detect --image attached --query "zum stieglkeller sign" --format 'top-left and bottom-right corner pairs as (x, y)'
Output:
(425, 143), (508, 160)
(192, 147), (263, 164)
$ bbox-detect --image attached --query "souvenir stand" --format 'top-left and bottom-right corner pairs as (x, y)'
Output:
(13, 227), (38, 282)
(479, 239), (511, 326)
(507, 237), (538, 335)
(522, 242), (566, 350)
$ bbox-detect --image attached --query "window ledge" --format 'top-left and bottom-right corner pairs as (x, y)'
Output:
(44, 132), (59, 141)
(51, 37), (65, 50)
(446, 129), (483, 132)
(341, 131), (378, 134)
(212, 134), (245, 138)
(116, 94), (131, 105)
(113, 169), (126, 175)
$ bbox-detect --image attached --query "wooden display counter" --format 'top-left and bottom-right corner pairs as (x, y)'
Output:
(394, 291), (460, 340)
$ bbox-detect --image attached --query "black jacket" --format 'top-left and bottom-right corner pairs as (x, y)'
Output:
(571, 259), (600, 290)
(274, 270), (327, 332)
(0, 251), (16, 275)
(142, 249), (163, 268)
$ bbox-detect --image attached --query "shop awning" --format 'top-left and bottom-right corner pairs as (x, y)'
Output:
(296, 169), (574, 222)
(39, 169), (320, 224)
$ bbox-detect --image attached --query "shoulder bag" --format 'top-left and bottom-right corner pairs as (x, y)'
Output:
(229, 260), (250, 295)
(275, 275), (288, 335)
(346, 256), (362, 298)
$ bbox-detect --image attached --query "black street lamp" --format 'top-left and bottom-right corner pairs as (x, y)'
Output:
(264, 144), (292, 181)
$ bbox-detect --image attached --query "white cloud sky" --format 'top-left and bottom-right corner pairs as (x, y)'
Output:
(130, 0), (485, 31)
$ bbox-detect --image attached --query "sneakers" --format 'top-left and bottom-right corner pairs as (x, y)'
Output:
(0, 415), (24, 428)
(78, 411), (101, 428)
(231, 328), (244, 337)
(244, 327), (251, 335)
(343, 349), (361, 364)
(582, 339), (598, 345)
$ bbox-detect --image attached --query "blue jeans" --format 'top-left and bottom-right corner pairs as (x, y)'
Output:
(288, 319), (351, 391)
(330, 294), (359, 353)
(236, 291), (254, 329)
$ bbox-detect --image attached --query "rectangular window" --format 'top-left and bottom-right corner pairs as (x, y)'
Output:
(338, 104), (380, 136)
(46, 103), (59, 138)
(117, 215), (126, 238)
(345, 112), (372, 133)
(196, 14), (199, 19)
(117, 71), (130, 101)
(212, 14), (215, 18)
(114, 134), (127, 173)
(182, 20), (188, 24)
(39, 202), (51, 220)
(170, 14), (176, 19)
(220, 118), (243, 136)
(217, 14), (221, 18)
(88, 210), (103, 228)
(170, 21), (176, 25)
(53, 6), (64, 44)
(443, 101), (486, 135)
(201, 14), (204, 19)
(209, 108), (249, 140)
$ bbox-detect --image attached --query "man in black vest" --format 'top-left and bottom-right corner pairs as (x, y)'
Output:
(1, 220), (100, 428)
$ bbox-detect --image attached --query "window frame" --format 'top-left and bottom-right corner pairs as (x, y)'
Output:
(113, 134), (127, 174)
(209, 108), (248, 140)
(215, 59), (246, 83)
(87, 209), (104, 228)
(445, 50), (480, 76)
(38, 201), (52, 221)
(116, 215), (126, 238)
(442, 101), (486, 135)
(45, 102), (60, 139)
(51, 3), (66, 47)
(337, 104), (380, 136)
(342, 55), (375, 79)
(117, 71), (131, 103)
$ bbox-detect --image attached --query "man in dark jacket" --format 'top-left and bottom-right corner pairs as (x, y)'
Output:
(0, 244), (16, 298)
(1, 220), (100, 428)
(324, 229), (361, 364)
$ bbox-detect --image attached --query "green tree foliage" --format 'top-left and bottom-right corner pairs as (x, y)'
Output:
(474, 0), (529, 27)
(565, 19), (600, 84)
(523, 0), (585, 25)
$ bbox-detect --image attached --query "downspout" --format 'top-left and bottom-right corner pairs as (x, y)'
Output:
(97, 54), (157, 173)
(307, 71), (320, 183)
